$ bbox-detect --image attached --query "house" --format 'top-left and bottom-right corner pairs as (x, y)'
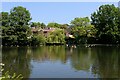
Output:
(31, 27), (41, 34)
(42, 27), (55, 33)
(31, 27), (56, 36)
(42, 27), (56, 37)
(31, 26), (75, 38)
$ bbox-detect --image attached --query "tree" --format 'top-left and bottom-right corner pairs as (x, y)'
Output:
(30, 22), (40, 28)
(47, 29), (65, 43)
(9, 6), (31, 26)
(47, 22), (60, 28)
(31, 34), (46, 46)
(30, 22), (46, 29)
(9, 6), (32, 46)
(59, 24), (69, 30)
(0, 12), (9, 27)
(117, 6), (120, 43)
(0, 12), (13, 46)
(1, 6), (32, 46)
(40, 23), (46, 29)
(91, 4), (120, 44)
(70, 17), (97, 44)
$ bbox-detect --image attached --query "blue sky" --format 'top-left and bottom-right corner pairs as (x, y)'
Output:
(2, 2), (118, 24)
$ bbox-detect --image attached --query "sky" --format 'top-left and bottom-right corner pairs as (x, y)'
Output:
(2, 2), (118, 25)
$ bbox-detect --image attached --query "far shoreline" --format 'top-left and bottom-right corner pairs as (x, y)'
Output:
(1, 43), (120, 47)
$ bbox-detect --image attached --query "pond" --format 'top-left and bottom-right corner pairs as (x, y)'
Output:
(2, 45), (119, 78)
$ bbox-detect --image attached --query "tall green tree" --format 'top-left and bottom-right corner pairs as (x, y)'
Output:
(0, 12), (10, 39)
(91, 4), (120, 44)
(0, 12), (13, 46)
(117, 6), (120, 43)
(70, 17), (97, 44)
(9, 6), (32, 45)
(1, 6), (32, 46)
(1, 12), (9, 27)
(9, 6), (31, 26)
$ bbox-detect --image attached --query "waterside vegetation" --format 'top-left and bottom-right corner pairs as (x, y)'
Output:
(0, 4), (120, 46)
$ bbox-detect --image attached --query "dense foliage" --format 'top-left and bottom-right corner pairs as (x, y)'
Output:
(30, 22), (46, 29)
(46, 29), (65, 44)
(91, 4), (120, 44)
(70, 17), (97, 44)
(1, 6), (32, 46)
(1, 4), (120, 46)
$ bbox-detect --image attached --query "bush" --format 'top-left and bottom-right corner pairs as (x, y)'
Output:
(30, 34), (46, 46)
(0, 63), (23, 80)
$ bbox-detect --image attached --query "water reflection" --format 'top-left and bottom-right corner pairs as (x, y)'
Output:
(91, 47), (119, 78)
(2, 46), (119, 78)
(2, 47), (31, 78)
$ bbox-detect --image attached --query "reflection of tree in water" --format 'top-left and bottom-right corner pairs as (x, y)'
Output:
(2, 46), (119, 78)
(70, 47), (93, 71)
(91, 47), (119, 78)
(69, 46), (119, 78)
(31, 46), (67, 64)
(2, 47), (32, 78)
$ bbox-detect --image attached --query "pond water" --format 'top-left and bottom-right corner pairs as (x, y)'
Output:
(2, 46), (119, 78)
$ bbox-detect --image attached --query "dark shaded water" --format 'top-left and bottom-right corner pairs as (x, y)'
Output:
(2, 46), (120, 78)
